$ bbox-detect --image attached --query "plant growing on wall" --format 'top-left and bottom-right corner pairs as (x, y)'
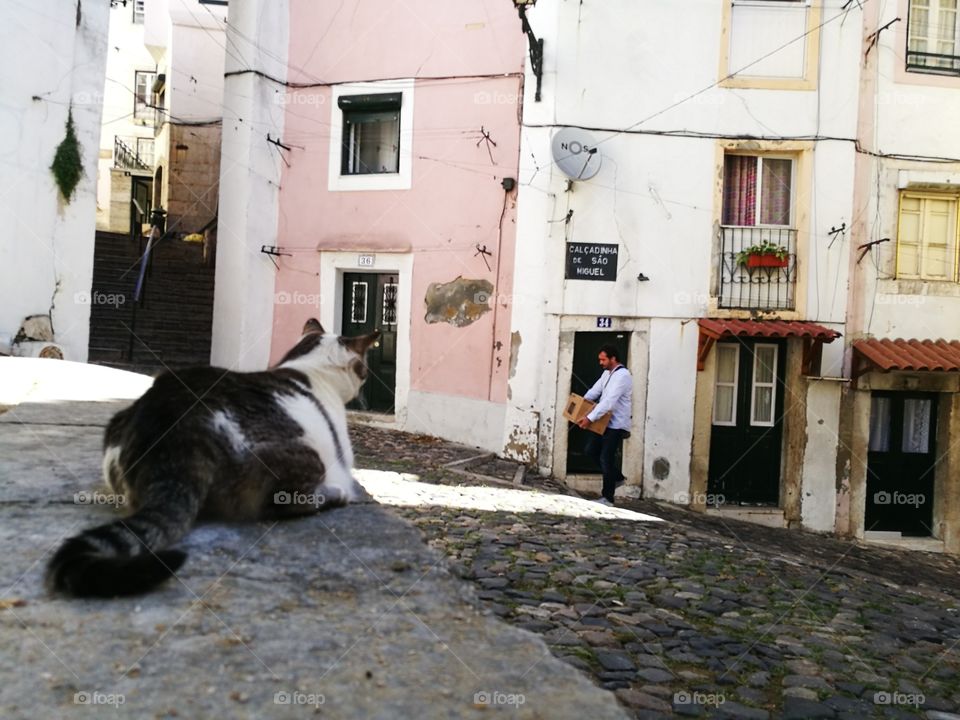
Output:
(736, 239), (789, 269)
(51, 110), (83, 202)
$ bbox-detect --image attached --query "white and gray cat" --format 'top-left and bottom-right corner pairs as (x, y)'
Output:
(46, 319), (379, 597)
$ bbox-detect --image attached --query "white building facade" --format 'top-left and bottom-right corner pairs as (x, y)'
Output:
(504, 0), (863, 535)
(144, 0), (226, 233)
(0, 0), (110, 362)
(838, 0), (960, 553)
(96, 0), (157, 234)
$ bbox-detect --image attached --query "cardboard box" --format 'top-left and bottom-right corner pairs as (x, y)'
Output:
(562, 393), (611, 435)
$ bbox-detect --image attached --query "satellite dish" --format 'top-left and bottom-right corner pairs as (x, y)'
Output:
(552, 128), (602, 181)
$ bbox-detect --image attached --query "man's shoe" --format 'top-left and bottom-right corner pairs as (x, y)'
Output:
(615, 475), (626, 488)
(596, 498), (614, 507)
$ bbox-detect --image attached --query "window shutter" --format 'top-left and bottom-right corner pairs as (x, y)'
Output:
(898, 195), (923, 278)
(920, 197), (956, 280)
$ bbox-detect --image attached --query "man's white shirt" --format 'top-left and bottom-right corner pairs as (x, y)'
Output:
(583, 366), (633, 430)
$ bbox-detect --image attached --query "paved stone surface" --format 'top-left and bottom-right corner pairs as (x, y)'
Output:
(348, 423), (960, 719)
(6, 372), (960, 719)
(0, 398), (627, 719)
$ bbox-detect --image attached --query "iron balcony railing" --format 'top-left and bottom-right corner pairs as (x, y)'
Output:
(114, 136), (152, 173)
(718, 226), (797, 311)
(906, 50), (960, 76)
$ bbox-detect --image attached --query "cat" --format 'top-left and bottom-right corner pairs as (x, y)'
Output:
(46, 319), (379, 598)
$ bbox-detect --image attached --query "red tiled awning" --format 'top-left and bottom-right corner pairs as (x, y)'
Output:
(853, 338), (960, 377)
(697, 319), (841, 373)
(698, 319), (841, 341)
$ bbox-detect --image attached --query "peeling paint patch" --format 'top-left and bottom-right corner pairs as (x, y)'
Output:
(507, 331), (522, 400)
(503, 423), (537, 464)
(424, 277), (493, 328)
(508, 332), (522, 378)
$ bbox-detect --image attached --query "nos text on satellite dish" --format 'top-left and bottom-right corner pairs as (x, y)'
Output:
(565, 243), (618, 281)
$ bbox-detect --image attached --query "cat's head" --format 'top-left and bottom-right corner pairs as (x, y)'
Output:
(277, 319), (380, 400)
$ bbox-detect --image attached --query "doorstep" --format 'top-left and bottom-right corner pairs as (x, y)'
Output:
(704, 505), (787, 529)
(863, 531), (945, 554)
(348, 409), (398, 430)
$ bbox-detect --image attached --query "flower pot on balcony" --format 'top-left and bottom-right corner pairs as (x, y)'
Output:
(745, 252), (788, 269)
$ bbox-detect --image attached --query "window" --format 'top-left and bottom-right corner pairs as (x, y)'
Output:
(134, 71), (156, 123)
(897, 193), (959, 281)
(722, 155), (793, 226)
(726, 0), (814, 84)
(136, 137), (154, 167)
(382, 282), (398, 328)
(712, 344), (740, 426)
(339, 93), (401, 176)
(350, 281), (368, 323)
(869, 396), (892, 452)
(132, 0), (145, 24)
(907, 0), (960, 75)
(750, 344), (778, 427)
(902, 398), (933, 453)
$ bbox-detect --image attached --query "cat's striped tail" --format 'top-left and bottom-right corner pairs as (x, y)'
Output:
(45, 500), (196, 598)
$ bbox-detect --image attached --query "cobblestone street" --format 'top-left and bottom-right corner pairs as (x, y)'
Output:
(352, 423), (960, 719)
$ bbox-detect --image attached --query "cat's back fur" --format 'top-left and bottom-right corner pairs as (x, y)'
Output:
(46, 320), (378, 598)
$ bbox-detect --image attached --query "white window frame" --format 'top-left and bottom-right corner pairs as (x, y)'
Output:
(328, 79), (414, 192)
(712, 343), (740, 427)
(134, 71), (156, 124)
(132, 0), (145, 24)
(750, 343), (778, 427)
(907, 0), (960, 73)
(723, 154), (796, 228)
(136, 137), (154, 167)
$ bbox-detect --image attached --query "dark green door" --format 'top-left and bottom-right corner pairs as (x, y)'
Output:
(707, 339), (785, 505)
(866, 392), (937, 537)
(566, 331), (629, 474)
(342, 272), (397, 413)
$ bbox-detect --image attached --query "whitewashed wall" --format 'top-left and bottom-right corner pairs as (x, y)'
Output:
(210, 0), (288, 370)
(505, 0), (863, 493)
(0, 0), (109, 361)
(96, 2), (157, 231)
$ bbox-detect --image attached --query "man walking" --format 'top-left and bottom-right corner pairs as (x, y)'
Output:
(577, 343), (632, 506)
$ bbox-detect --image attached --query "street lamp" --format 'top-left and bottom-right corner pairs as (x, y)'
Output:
(513, 0), (544, 102)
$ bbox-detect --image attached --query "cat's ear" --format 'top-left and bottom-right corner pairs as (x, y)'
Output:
(303, 318), (325, 336)
(339, 330), (380, 356)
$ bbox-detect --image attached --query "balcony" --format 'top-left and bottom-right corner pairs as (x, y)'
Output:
(718, 226), (797, 311)
(114, 136), (153, 174)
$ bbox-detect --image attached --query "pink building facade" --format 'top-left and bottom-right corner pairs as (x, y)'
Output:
(214, 1), (526, 450)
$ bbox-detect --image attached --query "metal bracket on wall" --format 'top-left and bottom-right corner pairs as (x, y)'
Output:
(260, 245), (292, 270)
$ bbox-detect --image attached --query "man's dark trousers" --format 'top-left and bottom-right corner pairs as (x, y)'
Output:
(586, 428), (628, 502)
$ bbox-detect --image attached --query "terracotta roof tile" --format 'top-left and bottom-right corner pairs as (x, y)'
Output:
(854, 338), (960, 372)
(698, 319), (841, 341)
